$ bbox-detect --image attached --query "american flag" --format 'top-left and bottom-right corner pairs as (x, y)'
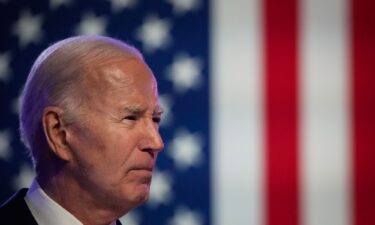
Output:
(0, 0), (374, 225)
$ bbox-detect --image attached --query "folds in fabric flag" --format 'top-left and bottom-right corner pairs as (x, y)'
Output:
(212, 0), (375, 225)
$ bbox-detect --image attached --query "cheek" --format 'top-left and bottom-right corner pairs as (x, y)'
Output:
(98, 132), (138, 171)
(68, 126), (111, 176)
(69, 122), (142, 178)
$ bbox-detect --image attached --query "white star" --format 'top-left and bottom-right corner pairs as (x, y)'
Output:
(0, 129), (12, 160)
(49, 0), (72, 10)
(166, 53), (203, 93)
(135, 15), (172, 53)
(148, 170), (173, 207)
(119, 210), (141, 225)
(12, 11), (43, 48)
(11, 94), (21, 115)
(166, 0), (201, 15)
(159, 94), (173, 127)
(12, 163), (35, 190)
(0, 52), (12, 82)
(108, 0), (137, 13)
(75, 12), (107, 35)
(167, 129), (204, 171)
(167, 206), (203, 225)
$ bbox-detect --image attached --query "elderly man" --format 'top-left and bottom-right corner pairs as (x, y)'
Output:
(0, 35), (164, 225)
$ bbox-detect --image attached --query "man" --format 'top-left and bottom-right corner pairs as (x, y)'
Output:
(0, 35), (164, 225)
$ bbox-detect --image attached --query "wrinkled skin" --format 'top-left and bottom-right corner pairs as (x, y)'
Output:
(42, 57), (164, 225)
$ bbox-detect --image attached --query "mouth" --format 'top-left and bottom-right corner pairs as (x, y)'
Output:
(130, 169), (153, 185)
(133, 168), (153, 174)
(129, 166), (154, 177)
(131, 166), (154, 172)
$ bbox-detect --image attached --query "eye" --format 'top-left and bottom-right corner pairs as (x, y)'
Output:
(153, 117), (161, 124)
(124, 115), (138, 121)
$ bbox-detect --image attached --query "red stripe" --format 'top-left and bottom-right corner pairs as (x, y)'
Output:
(263, 0), (299, 225)
(351, 0), (375, 225)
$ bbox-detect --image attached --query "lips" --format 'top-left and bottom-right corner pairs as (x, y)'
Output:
(130, 168), (154, 183)
(129, 165), (154, 172)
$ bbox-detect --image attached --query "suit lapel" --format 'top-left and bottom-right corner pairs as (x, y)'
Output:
(0, 188), (38, 225)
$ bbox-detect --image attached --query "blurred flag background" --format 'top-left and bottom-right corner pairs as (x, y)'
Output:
(0, 0), (374, 225)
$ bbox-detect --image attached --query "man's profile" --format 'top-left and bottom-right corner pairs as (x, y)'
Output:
(0, 35), (164, 225)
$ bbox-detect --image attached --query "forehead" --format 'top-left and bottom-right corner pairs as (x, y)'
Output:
(83, 57), (159, 105)
(88, 57), (156, 88)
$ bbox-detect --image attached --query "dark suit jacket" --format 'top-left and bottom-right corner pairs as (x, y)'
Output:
(0, 188), (38, 225)
(0, 189), (122, 225)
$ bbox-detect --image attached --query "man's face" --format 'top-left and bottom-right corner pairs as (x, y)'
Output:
(66, 57), (164, 210)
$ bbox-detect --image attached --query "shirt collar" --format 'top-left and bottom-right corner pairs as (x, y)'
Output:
(24, 179), (117, 225)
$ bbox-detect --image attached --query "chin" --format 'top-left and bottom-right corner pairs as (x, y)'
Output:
(127, 184), (151, 206)
(126, 194), (149, 209)
(134, 193), (149, 205)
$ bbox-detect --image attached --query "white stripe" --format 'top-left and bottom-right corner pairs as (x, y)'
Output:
(300, 0), (351, 225)
(211, 0), (263, 225)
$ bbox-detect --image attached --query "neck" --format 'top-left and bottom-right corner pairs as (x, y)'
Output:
(36, 171), (126, 225)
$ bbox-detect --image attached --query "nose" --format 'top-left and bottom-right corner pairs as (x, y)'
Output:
(140, 121), (164, 153)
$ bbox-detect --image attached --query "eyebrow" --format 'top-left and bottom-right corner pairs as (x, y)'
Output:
(124, 106), (145, 114)
(153, 106), (164, 116)
(124, 105), (164, 116)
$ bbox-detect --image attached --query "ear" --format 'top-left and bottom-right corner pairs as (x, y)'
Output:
(42, 106), (71, 161)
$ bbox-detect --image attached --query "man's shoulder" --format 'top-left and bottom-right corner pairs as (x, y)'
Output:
(1, 188), (28, 208)
(0, 188), (38, 225)
(1, 189), (123, 225)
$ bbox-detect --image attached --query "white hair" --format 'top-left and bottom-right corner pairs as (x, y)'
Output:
(19, 35), (144, 169)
